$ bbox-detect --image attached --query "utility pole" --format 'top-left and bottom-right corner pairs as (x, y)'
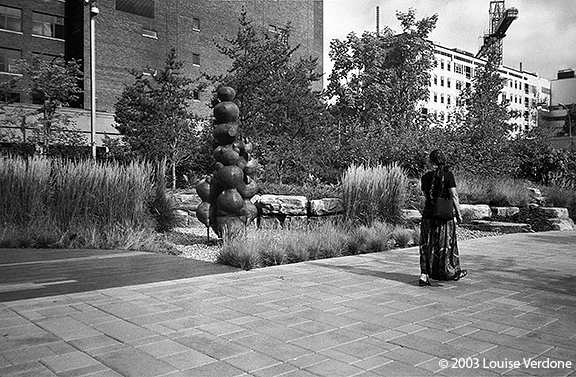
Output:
(88, 0), (99, 159)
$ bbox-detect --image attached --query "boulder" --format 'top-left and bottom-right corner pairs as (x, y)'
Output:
(527, 187), (545, 205)
(402, 209), (422, 224)
(460, 204), (491, 220)
(491, 206), (520, 218)
(257, 194), (308, 216)
(535, 207), (570, 220)
(547, 218), (575, 231)
(309, 198), (343, 216)
(466, 220), (532, 234)
(173, 193), (201, 211)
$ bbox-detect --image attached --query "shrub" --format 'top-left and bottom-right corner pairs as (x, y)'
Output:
(149, 160), (178, 232)
(457, 172), (531, 206)
(0, 156), (169, 249)
(341, 163), (408, 226)
(543, 185), (576, 220)
(392, 227), (414, 248)
(217, 231), (261, 270)
(347, 221), (394, 254)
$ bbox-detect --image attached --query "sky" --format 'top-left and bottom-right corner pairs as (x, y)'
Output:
(322, 0), (576, 83)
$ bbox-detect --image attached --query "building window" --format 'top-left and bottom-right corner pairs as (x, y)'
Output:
(455, 80), (462, 91)
(447, 95), (451, 105)
(433, 92), (438, 102)
(32, 12), (64, 39)
(454, 63), (464, 75)
(116, 0), (154, 18)
(440, 60), (444, 70)
(193, 90), (200, 101)
(440, 94), (444, 104)
(440, 76), (444, 87)
(447, 78), (451, 88)
(192, 17), (200, 31)
(447, 61), (451, 72)
(0, 48), (21, 73)
(433, 75), (437, 85)
(268, 24), (278, 33)
(0, 5), (22, 32)
(192, 53), (200, 66)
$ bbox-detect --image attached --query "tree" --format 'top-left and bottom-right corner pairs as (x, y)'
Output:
(1, 55), (87, 154)
(326, 9), (438, 133)
(325, 9), (438, 174)
(114, 47), (208, 188)
(452, 45), (517, 176)
(202, 11), (332, 183)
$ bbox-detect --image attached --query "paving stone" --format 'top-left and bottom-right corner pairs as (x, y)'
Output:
(250, 361), (298, 377)
(222, 351), (282, 373)
(136, 339), (190, 358)
(57, 363), (109, 377)
(0, 361), (53, 377)
(288, 328), (365, 352)
(303, 358), (364, 377)
(1, 344), (58, 365)
(170, 360), (246, 377)
(287, 353), (329, 368)
(232, 334), (310, 361)
(36, 317), (101, 341)
(159, 349), (217, 370)
(95, 348), (176, 377)
(40, 351), (100, 373)
(68, 335), (122, 352)
(174, 331), (252, 360)
(90, 320), (156, 342)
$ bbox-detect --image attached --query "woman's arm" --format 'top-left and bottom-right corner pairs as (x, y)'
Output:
(449, 187), (462, 223)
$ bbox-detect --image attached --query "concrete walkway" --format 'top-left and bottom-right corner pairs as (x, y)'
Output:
(0, 231), (575, 376)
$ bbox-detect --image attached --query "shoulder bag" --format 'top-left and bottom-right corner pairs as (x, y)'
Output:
(431, 170), (454, 221)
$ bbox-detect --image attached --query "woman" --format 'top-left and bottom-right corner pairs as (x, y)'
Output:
(419, 150), (467, 286)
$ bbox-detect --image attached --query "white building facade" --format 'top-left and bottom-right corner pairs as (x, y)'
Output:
(424, 44), (551, 132)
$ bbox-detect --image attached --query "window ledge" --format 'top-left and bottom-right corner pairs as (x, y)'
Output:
(0, 29), (23, 35)
(31, 34), (65, 42)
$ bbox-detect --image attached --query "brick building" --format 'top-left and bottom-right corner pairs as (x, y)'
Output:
(0, 0), (324, 145)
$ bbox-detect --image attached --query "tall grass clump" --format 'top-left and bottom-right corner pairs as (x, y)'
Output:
(0, 156), (174, 249)
(217, 222), (349, 270)
(0, 156), (51, 225)
(50, 159), (156, 230)
(457, 172), (531, 206)
(347, 221), (394, 254)
(341, 163), (408, 226)
(543, 183), (576, 220)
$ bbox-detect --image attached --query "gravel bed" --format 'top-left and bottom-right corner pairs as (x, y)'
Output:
(167, 225), (505, 264)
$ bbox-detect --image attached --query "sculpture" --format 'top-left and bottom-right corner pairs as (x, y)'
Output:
(195, 86), (258, 236)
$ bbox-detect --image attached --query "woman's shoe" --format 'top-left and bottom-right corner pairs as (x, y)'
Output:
(418, 278), (431, 286)
(453, 269), (468, 281)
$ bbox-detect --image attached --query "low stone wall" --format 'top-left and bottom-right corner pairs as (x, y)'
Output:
(171, 193), (574, 232)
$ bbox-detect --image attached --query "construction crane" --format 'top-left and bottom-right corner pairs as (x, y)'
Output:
(476, 0), (518, 65)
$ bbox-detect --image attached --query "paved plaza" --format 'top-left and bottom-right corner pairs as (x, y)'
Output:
(1, 231), (575, 376)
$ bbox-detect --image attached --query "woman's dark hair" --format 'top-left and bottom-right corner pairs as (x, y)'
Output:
(429, 149), (451, 173)
(429, 149), (446, 166)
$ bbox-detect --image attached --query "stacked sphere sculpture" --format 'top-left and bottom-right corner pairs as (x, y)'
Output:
(195, 86), (258, 236)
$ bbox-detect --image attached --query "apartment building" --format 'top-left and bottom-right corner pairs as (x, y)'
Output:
(0, 0), (323, 145)
(425, 43), (551, 132)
